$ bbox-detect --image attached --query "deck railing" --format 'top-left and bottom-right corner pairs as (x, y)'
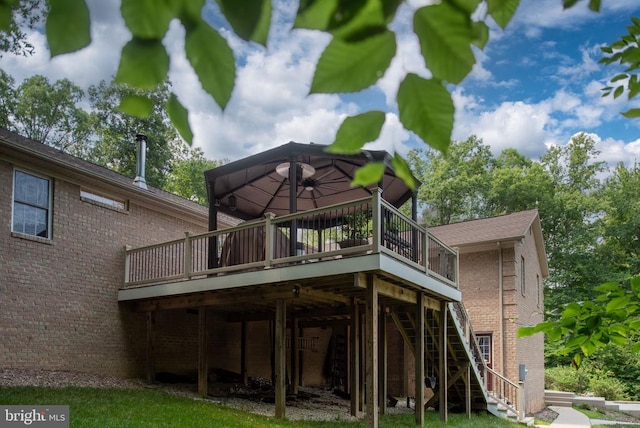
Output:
(124, 190), (459, 288)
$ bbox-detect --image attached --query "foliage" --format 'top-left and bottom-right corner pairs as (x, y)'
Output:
(0, 385), (517, 428)
(0, 0), (41, 56)
(600, 17), (640, 118)
(3, 0), (601, 188)
(519, 276), (640, 368)
(86, 80), (179, 189)
(10, 74), (91, 153)
(164, 146), (224, 206)
(545, 364), (629, 400)
(0, 68), (15, 128)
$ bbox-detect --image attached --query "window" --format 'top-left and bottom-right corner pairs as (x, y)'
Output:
(477, 335), (491, 364)
(80, 189), (126, 210)
(13, 170), (52, 239)
(521, 256), (526, 296)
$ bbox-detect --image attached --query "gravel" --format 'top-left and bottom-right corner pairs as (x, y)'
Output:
(0, 369), (413, 422)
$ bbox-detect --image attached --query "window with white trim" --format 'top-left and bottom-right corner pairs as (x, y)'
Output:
(12, 170), (52, 239)
(477, 335), (491, 364)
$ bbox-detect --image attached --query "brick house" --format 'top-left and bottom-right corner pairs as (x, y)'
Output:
(429, 211), (549, 413)
(1, 128), (547, 425)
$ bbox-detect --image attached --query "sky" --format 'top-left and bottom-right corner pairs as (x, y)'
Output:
(1, 0), (640, 167)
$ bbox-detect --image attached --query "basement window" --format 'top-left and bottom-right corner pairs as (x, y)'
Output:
(80, 189), (127, 211)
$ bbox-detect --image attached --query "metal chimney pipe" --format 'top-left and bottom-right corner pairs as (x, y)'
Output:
(133, 133), (148, 189)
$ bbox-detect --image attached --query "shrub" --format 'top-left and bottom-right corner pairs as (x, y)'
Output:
(545, 366), (589, 394)
(586, 369), (629, 401)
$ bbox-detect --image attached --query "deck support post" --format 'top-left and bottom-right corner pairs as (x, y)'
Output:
(466, 362), (472, 418)
(292, 316), (300, 394)
(241, 321), (248, 385)
(198, 308), (208, 397)
(365, 274), (378, 428)
(146, 311), (156, 384)
(378, 308), (387, 415)
(415, 292), (425, 426)
(439, 301), (448, 423)
(275, 299), (287, 419)
(350, 298), (361, 417)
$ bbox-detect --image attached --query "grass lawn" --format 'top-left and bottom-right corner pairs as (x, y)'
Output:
(0, 386), (518, 427)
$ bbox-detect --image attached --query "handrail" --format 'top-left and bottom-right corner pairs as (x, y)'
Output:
(450, 301), (525, 422)
(123, 194), (460, 290)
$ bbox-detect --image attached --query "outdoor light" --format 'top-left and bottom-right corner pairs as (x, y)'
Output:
(275, 162), (315, 180)
(228, 194), (237, 211)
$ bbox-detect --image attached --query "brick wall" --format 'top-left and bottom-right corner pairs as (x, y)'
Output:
(0, 159), (207, 377)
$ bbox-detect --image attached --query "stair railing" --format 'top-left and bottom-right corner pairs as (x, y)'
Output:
(450, 302), (525, 422)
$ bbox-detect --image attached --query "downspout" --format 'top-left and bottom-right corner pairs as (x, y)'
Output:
(498, 241), (505, 376)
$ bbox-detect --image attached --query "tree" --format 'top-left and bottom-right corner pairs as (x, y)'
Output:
(3, 0), (600, 188)
(12, 74), (91, 153)
(86, 80), (179, 189)
(0, 0), (42, 57)
(0, 68), (15, 128)
(408, 135), (492, 225)
(164, 146), (224, 206)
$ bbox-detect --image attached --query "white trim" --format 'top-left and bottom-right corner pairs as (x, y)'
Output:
(12, 167), (53, 240)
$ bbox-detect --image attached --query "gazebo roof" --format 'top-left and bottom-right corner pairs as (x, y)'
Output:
(204, 142), (417, 221)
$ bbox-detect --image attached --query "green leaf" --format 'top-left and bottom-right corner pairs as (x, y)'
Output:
(397, 74), (454, 153)
(46, 0), (91, 56)
(588, 0), (600, 11)
(631, 276), (640, 293)
(621, 108), (640, 118)
(391, 153), (417, 191)
(166, 93), (193, 145)
(117, 95), (154, 118)
(115, 39), (169, 88)
(352, 162), (385, 187)
(566, 335), (588, 349)
(0, 3), (14, 32)
(120, 0), (176, 39)
(414, 3), (475, 84)
(487, 0), (519, 30)
(449, 0), (481, 14)
(294, 0), (336, 31)
(517, 326), (536, 338)
(580, 339), (597, 356)
(613, 85), (624, 99)
(562, 302), (582, 317)
(611, 73), (628, 82)
(600, 46), (613, 54)
(217, 0), (271, 46)
(562, 0), (579, 8)
(311, 30), (396, 93)
(606, 296), (630, 313)
(185, 21), (235, 110)
(633, 342), (640, 353)
(572, 353), (582, 369)
(326, 111), (385, 154)
(594, 281), (620, 293)
(471, 21), (489, 49)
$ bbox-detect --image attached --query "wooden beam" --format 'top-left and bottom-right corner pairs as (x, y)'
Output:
(365, 274), (378, 428)
(350, 298), (361, 417)
(275, 299), (287, 419)
(390, 310), (415, 356)
(466, 363), (472, 419)
(146, 312), (156, 384)
(415, 292), (425, 427)
(378, 310), (387, 415)
(198, 308), (208, 397)
(439, 301), (448, 423)
(425, 363), (469, 409)
(241, 321), (248, 385)
(135, 286), (297, 312)
(295, 287), (351, 305)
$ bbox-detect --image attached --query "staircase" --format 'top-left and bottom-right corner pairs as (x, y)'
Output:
(390, 302), (533, 425)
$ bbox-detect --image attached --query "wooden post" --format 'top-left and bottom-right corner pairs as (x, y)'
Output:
(350, 298), (360, 417)
(275, 299), (287, 419)
(365, 274), (378, 428)
(415, 293), (425, 426)
(439, 301), (448, 423)
(378, 309), (387, 415)
(198, 308), (208, 397)
(146, 311), (156, 384)
(518, 381), (525, 422)
(184, 232), (191, 279)
(466, 363), (472, 418)
(292, 316), (300, 394)
(241, 321), (248, 385)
